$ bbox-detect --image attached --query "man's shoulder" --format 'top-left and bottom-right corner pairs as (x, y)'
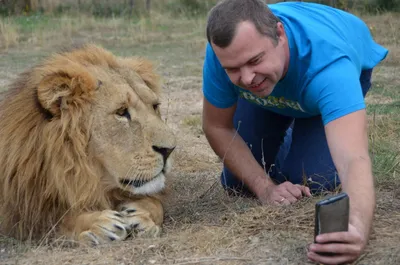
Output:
(204, 43), (225, 77)
(269, 2), (365, 31)
(271, 2), (387, 75)
(269, 2), (350, 16)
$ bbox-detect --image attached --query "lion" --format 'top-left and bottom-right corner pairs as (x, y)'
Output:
(0, 44), (177, 245)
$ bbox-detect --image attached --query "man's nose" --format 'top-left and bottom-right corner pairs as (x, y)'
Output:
(240, 67), (255, 86)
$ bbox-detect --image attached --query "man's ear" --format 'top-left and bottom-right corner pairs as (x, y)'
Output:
(276, 22), (285, 41)
(36, 67), (97, 117)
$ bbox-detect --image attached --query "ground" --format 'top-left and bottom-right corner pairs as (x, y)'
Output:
(0, 9), (399, 265)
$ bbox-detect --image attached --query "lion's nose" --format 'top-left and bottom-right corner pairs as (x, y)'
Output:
(152, 146), (175, 163)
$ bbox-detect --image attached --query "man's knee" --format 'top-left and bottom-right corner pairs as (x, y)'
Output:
(306, 172), (342, 194)
(278, 167), (341, 194)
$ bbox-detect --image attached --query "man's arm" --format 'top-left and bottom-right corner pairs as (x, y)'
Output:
(308, 109), (375, 264)
(202, 98), (310, 204)
(202, 98), (275, 198)
(325, 109), (375, 239)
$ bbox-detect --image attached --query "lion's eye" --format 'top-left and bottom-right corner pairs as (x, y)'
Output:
(153, 103), (160, 111)
(116, 108), (131, 120)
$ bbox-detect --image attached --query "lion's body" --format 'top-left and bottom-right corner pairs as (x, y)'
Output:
(0, 44), (176, 244)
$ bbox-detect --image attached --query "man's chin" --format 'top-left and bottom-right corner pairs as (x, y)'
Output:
(252, 87), (274, 97)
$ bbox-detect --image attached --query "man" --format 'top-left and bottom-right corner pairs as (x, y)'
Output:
(202, 0), (388, 264)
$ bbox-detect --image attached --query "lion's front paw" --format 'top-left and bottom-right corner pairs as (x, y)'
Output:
(120, 207), (161, 238)
(78, 210), (128, 246)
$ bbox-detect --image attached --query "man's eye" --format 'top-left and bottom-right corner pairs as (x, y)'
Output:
(116, 108), (131, 120)
(225, 68), (238, 73)
(249, 58), (261, 65)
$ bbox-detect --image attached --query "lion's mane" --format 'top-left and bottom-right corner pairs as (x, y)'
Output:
(0, 45), (161, 241)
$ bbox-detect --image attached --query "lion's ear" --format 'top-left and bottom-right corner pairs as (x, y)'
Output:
(122, 58), (161, 94)
(37, 67), (97, 117)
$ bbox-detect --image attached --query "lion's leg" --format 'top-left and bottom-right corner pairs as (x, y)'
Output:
(62, 210), (128, 245)
(116, 196), (164, 238)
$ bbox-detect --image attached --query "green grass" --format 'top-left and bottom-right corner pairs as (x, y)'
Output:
(12, 14), (55, 33)
(369, 81), (400, 98)
(366, 73), (400, 181)
(367, 101), (400, 115)
(368, 111), (400, 180)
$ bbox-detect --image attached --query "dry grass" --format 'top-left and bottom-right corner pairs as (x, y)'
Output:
(0, 18), (19, 50)
(0, 11), (207, 51)
(0, 8), (399, 265)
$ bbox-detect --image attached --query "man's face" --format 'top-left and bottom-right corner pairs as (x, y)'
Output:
(212, 21), (289, 97)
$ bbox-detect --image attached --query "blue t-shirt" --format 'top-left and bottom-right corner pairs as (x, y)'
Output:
(202, 2), (388, 125)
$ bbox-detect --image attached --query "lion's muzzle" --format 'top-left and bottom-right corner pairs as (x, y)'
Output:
(152, 146), (175, 164)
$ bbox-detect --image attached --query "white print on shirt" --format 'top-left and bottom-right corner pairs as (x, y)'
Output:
(240, 91), (306, 112)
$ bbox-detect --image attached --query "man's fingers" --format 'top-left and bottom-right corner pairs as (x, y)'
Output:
(274, 197), (293, 206)
(285, 184), (303, 199)
(294, 184), (312, 197)
(303, 186), (312, 197)
(282, 198), (292, 205)
(279, 189), (298, 203)
(315, 231), (360, 244)
(280, 182), (304, 200)
(270, 182), (311, 205)
(307, 251), (358, 265)
(309, 243), (362, 255)
(309, 226), (365, 263)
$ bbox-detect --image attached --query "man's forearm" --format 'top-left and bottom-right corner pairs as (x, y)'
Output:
(204, 126), (275, 196)
(341, 156), (375, 240)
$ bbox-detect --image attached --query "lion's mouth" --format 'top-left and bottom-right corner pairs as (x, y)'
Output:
(120, 170), (165, 188)
(120, 178), (150, 187)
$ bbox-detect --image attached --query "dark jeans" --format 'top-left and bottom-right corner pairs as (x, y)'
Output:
(221, 69), (373, 195)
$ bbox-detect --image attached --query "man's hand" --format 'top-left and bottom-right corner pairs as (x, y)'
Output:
(257, 181), (312, 205)
(307, 223), (366, 264)
(203, 98), (311, 206)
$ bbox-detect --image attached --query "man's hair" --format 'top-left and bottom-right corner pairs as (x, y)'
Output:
(206, 0), (281, 48)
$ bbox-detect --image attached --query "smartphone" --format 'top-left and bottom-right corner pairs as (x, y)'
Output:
(314, 192), (350, 256)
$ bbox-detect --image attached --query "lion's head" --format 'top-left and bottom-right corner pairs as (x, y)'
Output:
(0, 44), (176, 240)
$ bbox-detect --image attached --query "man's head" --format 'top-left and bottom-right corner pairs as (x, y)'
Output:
(206, 0), (290, 97)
